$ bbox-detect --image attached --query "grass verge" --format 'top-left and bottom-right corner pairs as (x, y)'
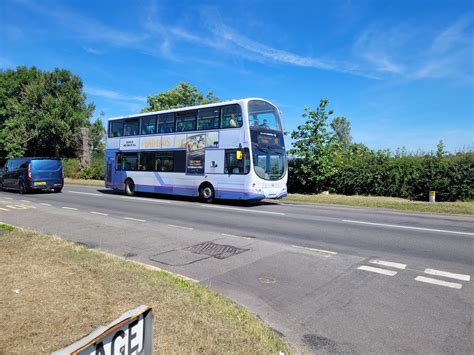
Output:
(64, 177), (104, 187)
(285, 193), (474, 215)
(0, 228), (290, 354)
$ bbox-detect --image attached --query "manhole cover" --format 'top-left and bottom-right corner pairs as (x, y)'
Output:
(186, 241), (249, 260)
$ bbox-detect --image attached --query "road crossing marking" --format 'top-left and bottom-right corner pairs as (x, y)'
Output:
(342, 219), (474, 236)
(369, 259), (407, 270)
(423, 268), (470, 281)
(415, 276), (463, 289)
(40, 203), (51, 206)
(357, 265), (398, 276)
(62, 207), (78, 211)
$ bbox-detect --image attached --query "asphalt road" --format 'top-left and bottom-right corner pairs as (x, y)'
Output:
(1, 185), (473, 354)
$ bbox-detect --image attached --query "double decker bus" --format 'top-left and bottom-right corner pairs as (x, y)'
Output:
(105, 98), (287, 202)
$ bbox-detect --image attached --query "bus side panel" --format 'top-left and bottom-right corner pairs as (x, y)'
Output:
(129, 172), (198, 197)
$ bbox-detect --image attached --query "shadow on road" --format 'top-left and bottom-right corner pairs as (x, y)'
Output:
(94, 188), (279, 208)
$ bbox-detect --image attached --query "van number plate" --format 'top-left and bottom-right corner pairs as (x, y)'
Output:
(34, 181), (46, 185)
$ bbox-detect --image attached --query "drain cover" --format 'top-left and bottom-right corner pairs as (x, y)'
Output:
(186, 241), (249, 260)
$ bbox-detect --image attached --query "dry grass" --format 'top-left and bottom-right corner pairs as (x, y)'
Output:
(285, 193), (474, 215)
(0, 228), (290, 354)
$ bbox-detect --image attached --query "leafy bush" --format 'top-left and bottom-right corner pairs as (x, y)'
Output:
(62, 158), (81, 178)
(289, 149), (473, 202)
(63, 153), (104, 180)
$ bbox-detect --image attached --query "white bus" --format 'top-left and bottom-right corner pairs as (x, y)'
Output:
(105, 98), (287, 202)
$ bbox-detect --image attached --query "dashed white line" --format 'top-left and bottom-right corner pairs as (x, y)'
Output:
(90, 211), (109, 216)
(62, 207), (78, 211)
(202, 204), (285, 216)
(415, 276), (463, 289)
(342, 219), (474, 236)
(369, 259), (407, 270)
(40, 203), (51, 206)
(292, 245), (337, 255)
(124, 217), (146, 222)
(168, 224), (193, 230)
(120, 196), (171, 204)
(20, 200), (31, 203)
(423, 268), (470, 281)
(357, 265), (398, 276)
(0, 207), (9, 211)
(67, 191), (103, 197)
(221, 233), (253, 240)
(4, 197), (12, 200)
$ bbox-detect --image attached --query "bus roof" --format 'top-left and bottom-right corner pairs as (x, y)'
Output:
(107, 98), (277, 121)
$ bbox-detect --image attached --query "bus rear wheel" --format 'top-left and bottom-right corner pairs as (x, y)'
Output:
(124, 179), (135, 196)
(199, 183), (215, 203)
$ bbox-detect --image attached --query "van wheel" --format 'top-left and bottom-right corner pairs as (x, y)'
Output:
(19, 182), (27, 194)
(54, 188), (62, 193)
(124, 179), (135, 196)
(199, 183), (215, 203)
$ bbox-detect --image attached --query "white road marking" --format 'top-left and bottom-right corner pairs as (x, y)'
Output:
(120, 196), (171, 204)
(369, 259), (407, 270)
(423, 268), (470, 281)
(357, 265), (398, 276)
(6, 205), (30, 210)
(0, 207), (9, 211)
(68, 190), (171, 203)
(168, 224), (193, 230)
(221, 233), (253, 240)
(415, 276), (463, 289)
(62, 207), (78, 211)
(67, 191), (103, 196)
(343, 219), (474, 236)
(202, 204), (285, 216)
(124, 217), (146, 222)
(4, 197), (12, 200)
(20, 200), (31, 203)
(40, 203), (51, 206)
(292, 245), (337, 255)
(90, 211), (109, 216)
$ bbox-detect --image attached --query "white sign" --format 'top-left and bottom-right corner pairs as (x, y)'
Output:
(120, 138), (140, 151)
(53, 306), (153, 355)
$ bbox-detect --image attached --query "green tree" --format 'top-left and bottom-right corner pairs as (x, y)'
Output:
(289, 99), (338, 192)
(142, 82), (220, 112)
(330, 116), (352, 149)
(0, 66), (94, 159)
(88, 113), (106, 153)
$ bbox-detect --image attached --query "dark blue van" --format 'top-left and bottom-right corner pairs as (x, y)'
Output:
(0, 157), (63, 194)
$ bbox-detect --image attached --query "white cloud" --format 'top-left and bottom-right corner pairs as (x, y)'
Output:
(85, 87), (147, 103)
(414, 17), (473, 80)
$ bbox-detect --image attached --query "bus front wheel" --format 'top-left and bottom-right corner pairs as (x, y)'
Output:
(124, 179), (135, 196)
(199, 183), (215, 203)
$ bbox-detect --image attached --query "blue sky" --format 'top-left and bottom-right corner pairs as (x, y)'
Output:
(1, 0), (473, 152)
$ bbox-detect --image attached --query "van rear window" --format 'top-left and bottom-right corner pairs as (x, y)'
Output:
(31, 160), (61, 171)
